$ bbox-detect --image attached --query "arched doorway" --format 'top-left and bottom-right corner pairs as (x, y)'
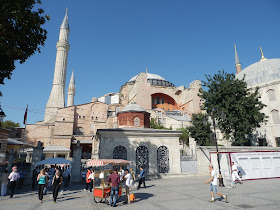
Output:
(113, 146), (127, 160)
(157, 146), (169, 173)
(136, 146), (149, 174)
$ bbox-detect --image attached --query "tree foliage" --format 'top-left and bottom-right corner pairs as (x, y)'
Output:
(1, 120), (20, 128)
(150, 118), (171, 130)
(199, 70), (266, 145)
(176, 127), (189, 146)
(188, 113), (215, 146)
(0, 0), (50, 96)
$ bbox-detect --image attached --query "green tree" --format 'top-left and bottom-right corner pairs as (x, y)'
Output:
(1, 120), (20, 128)
(150, 118), (170, 129)
(188, 113), (215, 146)
(177, 127), (189, 146)
(200, 70), (266, 145)
(0, 0), (50, 96)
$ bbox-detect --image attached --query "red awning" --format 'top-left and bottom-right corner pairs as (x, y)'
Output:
(86, 159), (132, 167)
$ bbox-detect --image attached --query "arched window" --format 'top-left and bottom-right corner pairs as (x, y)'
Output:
(136, 146), (149, 174)
(133, 117), (140, 127)
(157, 146), (169, 173)
(113, 146), (127, 160)
(267, 89), (276, 101)
(271, 110), (280, 124)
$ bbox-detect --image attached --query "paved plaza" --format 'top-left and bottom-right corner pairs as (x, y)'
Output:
(0, 175), (279, 210)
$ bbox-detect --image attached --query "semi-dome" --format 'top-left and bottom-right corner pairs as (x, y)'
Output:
(120, 103), (146, 113)
(128, 73), (175, 87)
(236, 59), (280, 86)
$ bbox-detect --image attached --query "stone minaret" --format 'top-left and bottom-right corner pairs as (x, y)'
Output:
(67, 70), (75, 107)
(44, 9), (70, 122)
(234, 44), (241, 74)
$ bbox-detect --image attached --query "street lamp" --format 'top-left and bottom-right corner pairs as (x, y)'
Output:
(204, 110), (226, 187)
(0, 104), (6, 127)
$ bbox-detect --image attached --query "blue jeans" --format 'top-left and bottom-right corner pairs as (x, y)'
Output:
(110, 186), (119, 206)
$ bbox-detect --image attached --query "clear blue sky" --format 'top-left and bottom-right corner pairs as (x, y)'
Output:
(1, 0), (279, 125)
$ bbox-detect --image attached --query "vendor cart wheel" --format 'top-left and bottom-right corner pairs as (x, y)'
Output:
(105, 193), (110, 205)
(94, 197), (103, 203)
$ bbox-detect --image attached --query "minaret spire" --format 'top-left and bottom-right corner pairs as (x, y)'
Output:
(67, 70), (75, 107)
(259, 47), (267, 61)
(44, 9), (70, 122)
(146, 66), (148, 74)
(234, 44), (242, 74)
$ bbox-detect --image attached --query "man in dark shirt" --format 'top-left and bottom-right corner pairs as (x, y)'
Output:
(107, 168), (120, 207)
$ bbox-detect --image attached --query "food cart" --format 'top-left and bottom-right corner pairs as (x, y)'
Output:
(86, 159), (132, 204)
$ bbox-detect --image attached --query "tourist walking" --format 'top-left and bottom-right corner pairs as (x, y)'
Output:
(44, 168), (50, 195)
(37, 169), (48, 203)
(18, 169), (26, 189)
(107, 168), (120, 207)
(130, 168), (136, 181)
(120, 166), (125, 182)
(231, 162), (243, 186)
(81, 169), (86, 184)
(85, 168), (91, 191)
(32, 168), (38, 189)
(123, 169), (132, 204)
(8, 166), (20, 198)
(89, 169), (95, 192)
(205, 165), (227, 202)
(52, 170), (62, 203)
(137, 167), (146, 190)
(1, 169), (9, 196)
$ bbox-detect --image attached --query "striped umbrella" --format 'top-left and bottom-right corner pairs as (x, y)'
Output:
(86, 159), (132, 167)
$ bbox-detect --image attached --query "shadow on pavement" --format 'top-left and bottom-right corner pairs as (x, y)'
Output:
(133, 192), (154, 203)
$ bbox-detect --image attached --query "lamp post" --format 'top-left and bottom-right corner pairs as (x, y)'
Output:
(204, 110), (225, 187)
(0, 104), (6, 127)
(210, 111), (225, 187)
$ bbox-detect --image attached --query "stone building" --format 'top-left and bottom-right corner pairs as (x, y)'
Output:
(97, 103), (182, 174)
(25, 11), (202, 159)
(235, 46), (280, 147)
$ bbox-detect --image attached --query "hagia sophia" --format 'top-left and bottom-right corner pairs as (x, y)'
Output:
(25, 11), (280, 174)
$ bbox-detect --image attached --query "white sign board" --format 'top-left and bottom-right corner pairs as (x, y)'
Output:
(210, 151), (280, 180)
(231, 152), (280, 180)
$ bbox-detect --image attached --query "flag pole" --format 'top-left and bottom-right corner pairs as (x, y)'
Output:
(20, 105), (28, 170)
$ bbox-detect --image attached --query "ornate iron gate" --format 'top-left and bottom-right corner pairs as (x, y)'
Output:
(157, 146), (169, 173)
(136, 146), (149, 174)
(113, 146), (127, 160)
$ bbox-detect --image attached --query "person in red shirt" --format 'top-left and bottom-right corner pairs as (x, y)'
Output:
(107, 168), (120, 207)
(84, 168), (91, 191)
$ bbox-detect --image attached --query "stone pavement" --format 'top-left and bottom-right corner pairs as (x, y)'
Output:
(0, 175), (279, 210)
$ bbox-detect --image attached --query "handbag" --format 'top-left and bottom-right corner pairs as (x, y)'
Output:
(238, 171), (242, 178)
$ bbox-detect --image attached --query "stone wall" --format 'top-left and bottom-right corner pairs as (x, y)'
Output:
(98, 129), (182, 174)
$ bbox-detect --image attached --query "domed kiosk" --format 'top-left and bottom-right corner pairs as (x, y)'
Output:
(117, 103), (150, 128)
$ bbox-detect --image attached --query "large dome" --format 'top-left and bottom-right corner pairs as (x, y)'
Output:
(236, 59), (280, 86)
(128, 73), (175, 87)
(129, 73), (166, 82)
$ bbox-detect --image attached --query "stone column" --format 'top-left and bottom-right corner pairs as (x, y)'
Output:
(71, 141), (83, 183)
(7, 149), (15, 172)
(31, 141), (44, 173)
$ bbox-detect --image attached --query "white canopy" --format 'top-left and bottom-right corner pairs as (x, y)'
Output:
(35, 158), (72, 167)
